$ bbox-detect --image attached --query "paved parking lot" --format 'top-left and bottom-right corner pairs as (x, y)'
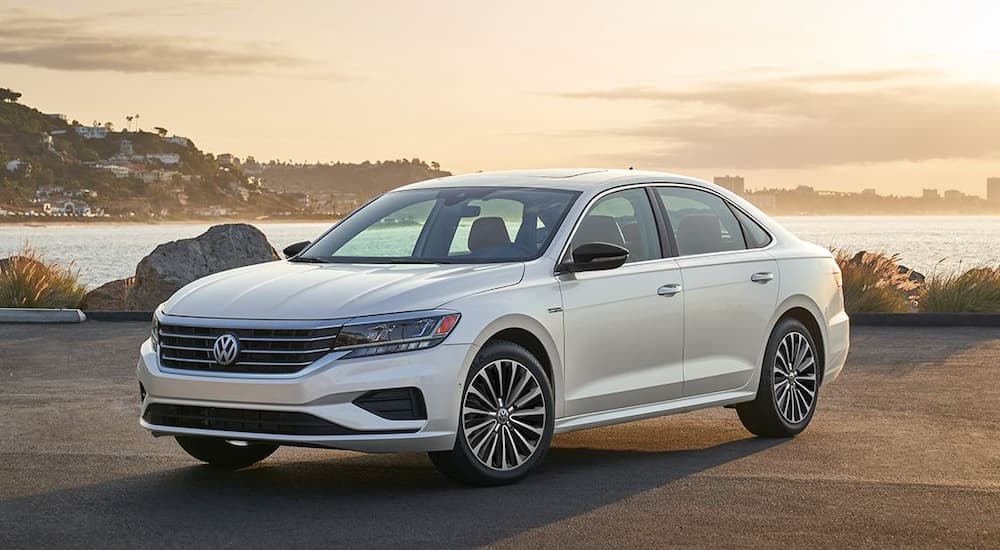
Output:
(1, 322), (999, 549)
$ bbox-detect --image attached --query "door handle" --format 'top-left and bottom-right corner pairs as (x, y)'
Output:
(750, 272), (775, 284)
(657, 283), (683, 296)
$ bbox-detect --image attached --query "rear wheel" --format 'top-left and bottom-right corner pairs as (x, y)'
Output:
(175, 436), (278, 469)
(737, 318), (820, 437)
(429, 341), (554, 485)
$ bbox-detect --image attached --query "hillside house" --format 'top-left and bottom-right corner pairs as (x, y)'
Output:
(146, 153), (180, 165)
(75, 125), (108, 139)
(4, 159), (23, 173)
(164, 136), (190, 147)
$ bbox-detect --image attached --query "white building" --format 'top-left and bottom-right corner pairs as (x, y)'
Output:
(4, 159), (23, 173)
(99, 164), (131, 178)
(75, 125), (108, 139)
(146, 153), (180, 165)
(164, 136), (191, 147)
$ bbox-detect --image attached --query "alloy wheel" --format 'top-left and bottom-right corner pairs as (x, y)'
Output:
(462, 359), (546, 471)
(773, 331), (817, 424)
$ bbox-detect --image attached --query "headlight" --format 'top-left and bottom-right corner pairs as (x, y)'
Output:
(334, 311), (461, 359)
(151, 314), (160, 351)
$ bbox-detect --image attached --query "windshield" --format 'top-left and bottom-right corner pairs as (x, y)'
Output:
(299, 187), (580, 263)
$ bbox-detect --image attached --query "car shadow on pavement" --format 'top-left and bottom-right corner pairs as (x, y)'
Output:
(0, 436), (783, 549)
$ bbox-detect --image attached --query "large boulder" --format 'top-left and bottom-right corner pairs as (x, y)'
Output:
(80, 277), (134, 310)
(124, 224), (279, 311)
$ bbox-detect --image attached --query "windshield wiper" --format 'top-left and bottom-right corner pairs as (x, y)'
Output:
(287, 256), (329, 264)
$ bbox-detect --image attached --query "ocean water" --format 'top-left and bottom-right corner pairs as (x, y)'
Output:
(1, 216), (998, 289)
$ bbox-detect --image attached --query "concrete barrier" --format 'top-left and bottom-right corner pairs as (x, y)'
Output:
(851, 313), (1000, 327)
(0, 308), (87, 323)
(83, 311), (153, 322)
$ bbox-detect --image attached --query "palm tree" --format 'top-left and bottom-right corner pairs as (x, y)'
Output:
(134, 113), (140, 131)
(126, 115), (134, 131)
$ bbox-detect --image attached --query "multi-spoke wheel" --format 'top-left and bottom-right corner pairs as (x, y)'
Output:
(773, 331), (818, 425)
(429, 341), (553, 485)
(737, 318), (821, 437)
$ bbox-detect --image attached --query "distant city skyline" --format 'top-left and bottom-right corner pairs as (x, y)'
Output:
(2, 1), (999, 195)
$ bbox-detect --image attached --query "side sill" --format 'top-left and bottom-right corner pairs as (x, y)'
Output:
(554, 390), (757, 434)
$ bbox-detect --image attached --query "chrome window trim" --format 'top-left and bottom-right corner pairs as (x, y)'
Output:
(553, 183), (667, 271)
(648, 183), (777, 260)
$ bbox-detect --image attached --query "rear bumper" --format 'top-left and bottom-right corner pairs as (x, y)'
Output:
(823, 311), (850, 384)
(137, 339), (476, 452)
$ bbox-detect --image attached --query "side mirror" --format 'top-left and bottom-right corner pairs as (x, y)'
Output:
(559, 242), (629, 273)
(283, 241), (310, 258)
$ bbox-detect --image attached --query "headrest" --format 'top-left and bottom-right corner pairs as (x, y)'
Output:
(675, 213), (723, 255)
(573, 214), (625, 249)
(468, 217), (511, 251)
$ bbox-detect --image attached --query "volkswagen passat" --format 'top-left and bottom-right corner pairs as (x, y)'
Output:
(137, 169), (849, 485)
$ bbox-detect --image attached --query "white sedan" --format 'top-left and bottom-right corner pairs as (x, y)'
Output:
(137, 169), (849, 485)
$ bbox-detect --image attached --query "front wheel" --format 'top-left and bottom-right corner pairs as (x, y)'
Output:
(429, 341), (554, 485)
(175, 436), (278, 469)
(737, 318), (820, 437)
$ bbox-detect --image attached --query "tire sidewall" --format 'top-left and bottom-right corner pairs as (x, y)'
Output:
(454, 342), (555, 484)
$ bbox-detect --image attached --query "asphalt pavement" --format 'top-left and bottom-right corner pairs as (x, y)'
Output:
(1, 322), (998, 549)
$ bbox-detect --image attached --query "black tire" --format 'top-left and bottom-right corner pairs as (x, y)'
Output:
(429, 341), (554, 486)
(737, 318), (821, 438)
(175, 436), (278, 469)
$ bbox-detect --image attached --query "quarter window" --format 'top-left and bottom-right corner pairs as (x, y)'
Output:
(656, 187), (747, 256)
(732, 207), (772, 248)
(569, 188), (661, 263)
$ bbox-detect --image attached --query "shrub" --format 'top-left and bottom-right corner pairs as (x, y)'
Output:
(920, 267), (1000, 313)
(0, 244), (86, 308)
(832, 249), (918, 313)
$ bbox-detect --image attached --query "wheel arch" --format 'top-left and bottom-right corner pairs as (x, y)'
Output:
(769, 296), (827, 385)
(470, 315), (563, 417)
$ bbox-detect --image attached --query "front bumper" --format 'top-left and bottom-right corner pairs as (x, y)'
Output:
(137, 339), (476, 452)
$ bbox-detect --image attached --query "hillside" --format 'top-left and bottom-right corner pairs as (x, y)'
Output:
(0, 87), (451, 219)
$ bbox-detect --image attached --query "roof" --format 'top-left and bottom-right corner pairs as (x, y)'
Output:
(398, 168), (710, 193)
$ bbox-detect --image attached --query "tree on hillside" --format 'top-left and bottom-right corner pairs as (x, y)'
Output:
(0, 88), (21, 102)
(154, 126), (168, 137)
(103, 121), (114, 131)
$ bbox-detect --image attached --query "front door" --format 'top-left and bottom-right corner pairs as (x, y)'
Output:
(559, 187), (685, 417)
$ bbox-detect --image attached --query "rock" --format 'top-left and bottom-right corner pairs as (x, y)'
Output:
(0, 255), (46, 274)
(80, 277), (134, 310)
(124, 224), (279, 310)
(897, 265), (925, 285)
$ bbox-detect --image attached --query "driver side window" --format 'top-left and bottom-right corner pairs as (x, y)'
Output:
(569, 188), (661, 264)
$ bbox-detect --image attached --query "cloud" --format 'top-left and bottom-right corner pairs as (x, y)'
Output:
(0, 8), (306, 75)
(556, 71), (1000, 169)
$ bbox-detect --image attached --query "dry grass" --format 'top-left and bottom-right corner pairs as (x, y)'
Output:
(920, 266), (1000, 313)
(832, 249), (919, 313)
(0, 244), (87, 308)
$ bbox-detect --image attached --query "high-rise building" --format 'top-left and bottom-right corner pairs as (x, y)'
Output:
(922, 189), (940, 200)
(944, 189), (964, 200)
(714, 175), (745, 195)
(988, 178), (1000, 203)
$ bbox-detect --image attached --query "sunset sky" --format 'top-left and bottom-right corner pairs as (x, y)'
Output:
(2, 1), (999, 195)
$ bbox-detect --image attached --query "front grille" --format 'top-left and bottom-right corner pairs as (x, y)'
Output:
(158, 323), (340, 374)
(143, 404), (416, 436)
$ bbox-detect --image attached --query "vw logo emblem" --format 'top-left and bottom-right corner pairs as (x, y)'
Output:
(212, 333), (240, 366)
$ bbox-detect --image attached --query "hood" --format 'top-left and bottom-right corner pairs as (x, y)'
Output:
(161, 261), (525, 320)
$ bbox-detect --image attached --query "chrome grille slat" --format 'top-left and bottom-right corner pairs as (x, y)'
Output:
(158, 322), (340, 375)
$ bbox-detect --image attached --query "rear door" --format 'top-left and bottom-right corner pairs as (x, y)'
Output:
(653, 186), (779, 397)
(558, 187), (685, 416)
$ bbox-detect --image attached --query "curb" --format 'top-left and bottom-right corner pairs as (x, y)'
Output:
(851, 313), (1000, 327)
(0, 308), (86, 323)
(83, 311), (154, 322)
